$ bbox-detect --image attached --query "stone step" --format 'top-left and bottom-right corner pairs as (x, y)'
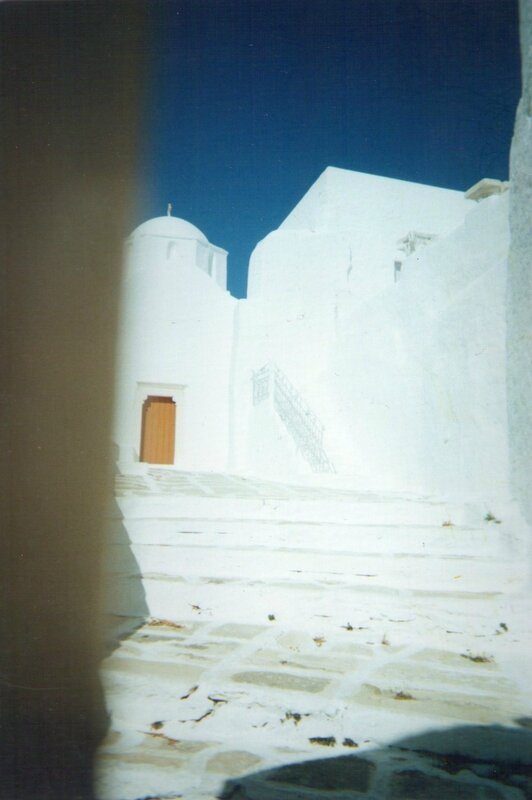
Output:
(106, 481), (528, 642)
(104, 569), (514, 639)
(106, 539), (524, 594)
(108, 518), (517, 558)
(113, 492), (496, 528)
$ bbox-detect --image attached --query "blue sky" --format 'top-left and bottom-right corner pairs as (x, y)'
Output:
(135, 0), (521, 298)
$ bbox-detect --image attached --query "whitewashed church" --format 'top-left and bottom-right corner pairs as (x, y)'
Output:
(114, 167), (511, 502)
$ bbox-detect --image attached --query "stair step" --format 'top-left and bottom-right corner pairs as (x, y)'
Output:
(104, 568), (518, 630)
(107, 540), (522, 588)
(108, 518), (515, 559)
(107, 473), (529, 629)
(114, 494), (489, 528)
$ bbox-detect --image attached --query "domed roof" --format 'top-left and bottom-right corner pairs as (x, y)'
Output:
(131, 215), (208, 243)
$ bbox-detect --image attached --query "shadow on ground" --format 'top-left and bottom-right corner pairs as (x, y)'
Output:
(102, 493), (149, 655)
(220, 722), (532, 799)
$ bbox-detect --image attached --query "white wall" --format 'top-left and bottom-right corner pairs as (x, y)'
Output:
(236, 178), (511, 502)
(329, 193), (510, 498)
(247, 167), (473, 309)
(114, 227), (236, 471)
(507, 0), (532, 527)
(231, 295), (336, 480)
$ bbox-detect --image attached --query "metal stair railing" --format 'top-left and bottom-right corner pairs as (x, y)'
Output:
(252, 363), (335, 473)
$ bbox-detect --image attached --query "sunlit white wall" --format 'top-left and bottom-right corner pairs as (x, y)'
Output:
(236, 169), (510, 501)
(114, 216), (236, 470)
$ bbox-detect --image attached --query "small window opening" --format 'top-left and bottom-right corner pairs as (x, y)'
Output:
(394, 260), (402, 282)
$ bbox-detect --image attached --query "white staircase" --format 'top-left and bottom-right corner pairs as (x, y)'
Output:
(252, 363), (335, 473)
(105, 469), (528, 632)
(99, 468), (532, 800)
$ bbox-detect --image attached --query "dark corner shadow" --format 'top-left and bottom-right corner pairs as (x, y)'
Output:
(219, 722), (532, 799)
(101, 444), (149, 657)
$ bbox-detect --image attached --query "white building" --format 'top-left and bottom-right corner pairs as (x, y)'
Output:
(115, 167), (512, 504)
(114, 214), (236, 471)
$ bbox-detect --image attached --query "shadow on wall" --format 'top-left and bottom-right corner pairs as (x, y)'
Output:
(220, 723), (532, 799)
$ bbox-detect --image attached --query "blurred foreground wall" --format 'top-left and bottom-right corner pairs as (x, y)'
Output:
(0, 3), (145, 797)
(507, 0), (532, 530)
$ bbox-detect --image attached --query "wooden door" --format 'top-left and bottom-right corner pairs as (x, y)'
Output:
(140, 396), (176, 464)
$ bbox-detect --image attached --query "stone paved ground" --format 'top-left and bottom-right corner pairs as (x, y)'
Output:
(97, 468), (532, 800)
(97, 612), (532, 800)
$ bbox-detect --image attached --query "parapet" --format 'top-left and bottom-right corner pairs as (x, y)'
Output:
(465, 178), (510, 202)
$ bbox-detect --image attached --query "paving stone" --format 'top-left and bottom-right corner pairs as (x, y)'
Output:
(246, 647), (358, 674)
(102, 656), (201, 684)
(174, 640), (240, 657)
(98, 750), (187, 769)
(271, 756), (375, 792)
(99, 733), (189, 769)
(397, 726), (532, 768)
(130, 633), (188, 645)
(142, 572), (188, 583)
(388, 769), (510, 799)
(373, 661), (516, 694)
(232, 670), (329, 693)
(332, 641), (375, 658)
(142, 621), (203, 635)
(468, 764), (506, 780)
(275, 631), (374, 658)
(211, 623), (267, 639)
(221, 755), (376, 797)
(99, 750), (187, 770)
(506, 773), (532, 796)
(162, 739), (214, 754)
(206, 750), (263, 775)
(352, 683), (520, 724)
(412, 649), (497, 671)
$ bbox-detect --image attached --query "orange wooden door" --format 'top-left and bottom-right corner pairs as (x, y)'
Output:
(140, 396), (176, 464)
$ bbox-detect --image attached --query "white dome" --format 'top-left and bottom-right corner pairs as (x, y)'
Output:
(131, 216), (208, 243)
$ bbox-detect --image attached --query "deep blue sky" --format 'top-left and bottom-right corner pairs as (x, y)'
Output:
(136, 0), (521, 298)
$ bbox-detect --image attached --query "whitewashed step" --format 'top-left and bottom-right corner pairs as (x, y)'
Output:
(105, 570), (522, 630)
(108, 518), (518, 559)
(107, 540), (523, 590)
(107, 474), (529, 625)
(114, 493), (493, 529)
